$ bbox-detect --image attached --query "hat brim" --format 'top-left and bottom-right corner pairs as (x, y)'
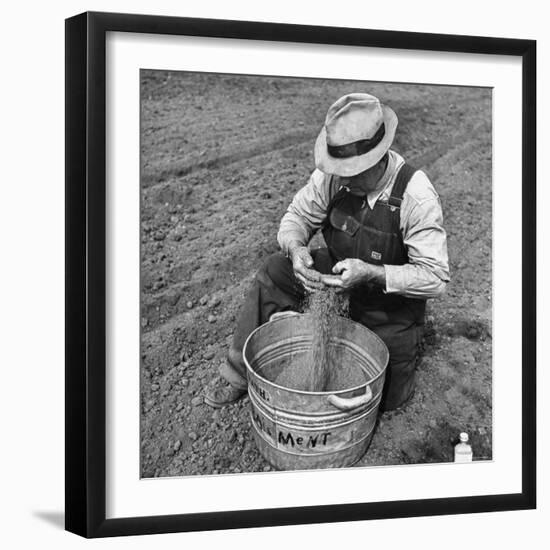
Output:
(314, 104), (398, 177)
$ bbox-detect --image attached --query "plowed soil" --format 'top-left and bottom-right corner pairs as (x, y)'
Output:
(140, 71), (492, 477)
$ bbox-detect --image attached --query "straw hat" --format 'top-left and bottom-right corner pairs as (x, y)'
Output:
(314, 93), (398, 177)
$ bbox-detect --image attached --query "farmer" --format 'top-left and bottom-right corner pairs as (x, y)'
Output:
(205, 92), (450, 411)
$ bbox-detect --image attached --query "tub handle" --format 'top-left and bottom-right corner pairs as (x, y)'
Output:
(328, 386), (372, 411)
(269, 311), (301, 322)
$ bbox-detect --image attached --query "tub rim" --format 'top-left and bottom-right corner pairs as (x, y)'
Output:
(242, 312), (389, 397)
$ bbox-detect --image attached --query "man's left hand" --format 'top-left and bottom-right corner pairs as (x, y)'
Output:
(321, 259), (386, 290)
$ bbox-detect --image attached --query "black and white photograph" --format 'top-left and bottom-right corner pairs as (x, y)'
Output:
(139, 71), (492, 477)
(1, 0), (543, 545)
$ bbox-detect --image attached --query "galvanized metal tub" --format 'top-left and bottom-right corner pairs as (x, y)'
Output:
(243, 313), (389, 471)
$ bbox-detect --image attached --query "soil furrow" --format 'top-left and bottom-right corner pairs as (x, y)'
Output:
(141, 130), (316, 188)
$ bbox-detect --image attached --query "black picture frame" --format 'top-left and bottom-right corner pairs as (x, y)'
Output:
(65, 11), (536, 538)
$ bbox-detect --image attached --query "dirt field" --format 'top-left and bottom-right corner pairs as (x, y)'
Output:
(140, 71), (492, 477)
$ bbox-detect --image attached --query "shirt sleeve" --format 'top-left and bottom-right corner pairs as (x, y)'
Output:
(384, 172), (450, 299)
(277, 169), (336, 256)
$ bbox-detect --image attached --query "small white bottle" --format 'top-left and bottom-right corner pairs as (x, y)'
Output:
(454, 432), (473, 463)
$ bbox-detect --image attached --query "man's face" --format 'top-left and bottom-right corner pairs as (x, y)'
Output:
(339, 156), (387, 196)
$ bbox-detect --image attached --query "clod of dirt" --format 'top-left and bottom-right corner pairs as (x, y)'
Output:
(444, 319), (490, 341)
(208, 296), (221, 308)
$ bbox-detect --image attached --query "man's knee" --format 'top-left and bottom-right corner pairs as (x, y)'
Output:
(380, 355), (418, 411)
(261, 252), (294, 288)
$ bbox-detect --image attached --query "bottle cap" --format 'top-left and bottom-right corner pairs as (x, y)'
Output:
(459, 432), (469, 443)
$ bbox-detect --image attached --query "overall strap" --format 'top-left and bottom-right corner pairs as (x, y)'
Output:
(388, 163), (417, 208)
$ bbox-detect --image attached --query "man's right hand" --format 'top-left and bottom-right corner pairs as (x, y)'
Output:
(289, 246), (325, 293)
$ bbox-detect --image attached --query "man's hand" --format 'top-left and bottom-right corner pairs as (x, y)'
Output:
(289, 246), (324, 293)
(321, 258), (386, 290)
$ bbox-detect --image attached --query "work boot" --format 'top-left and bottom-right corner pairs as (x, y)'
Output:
(204, 361), (248, 408)
(204, 384), (247, 408)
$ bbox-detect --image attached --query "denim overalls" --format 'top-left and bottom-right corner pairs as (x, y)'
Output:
(322, 163), (426, 409)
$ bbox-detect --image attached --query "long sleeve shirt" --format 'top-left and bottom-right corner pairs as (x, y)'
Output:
(277, 150), (450, 299)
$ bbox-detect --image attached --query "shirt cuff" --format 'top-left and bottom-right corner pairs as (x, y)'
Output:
(383, 264), (406, 294)
(278, 230), (308, 256)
